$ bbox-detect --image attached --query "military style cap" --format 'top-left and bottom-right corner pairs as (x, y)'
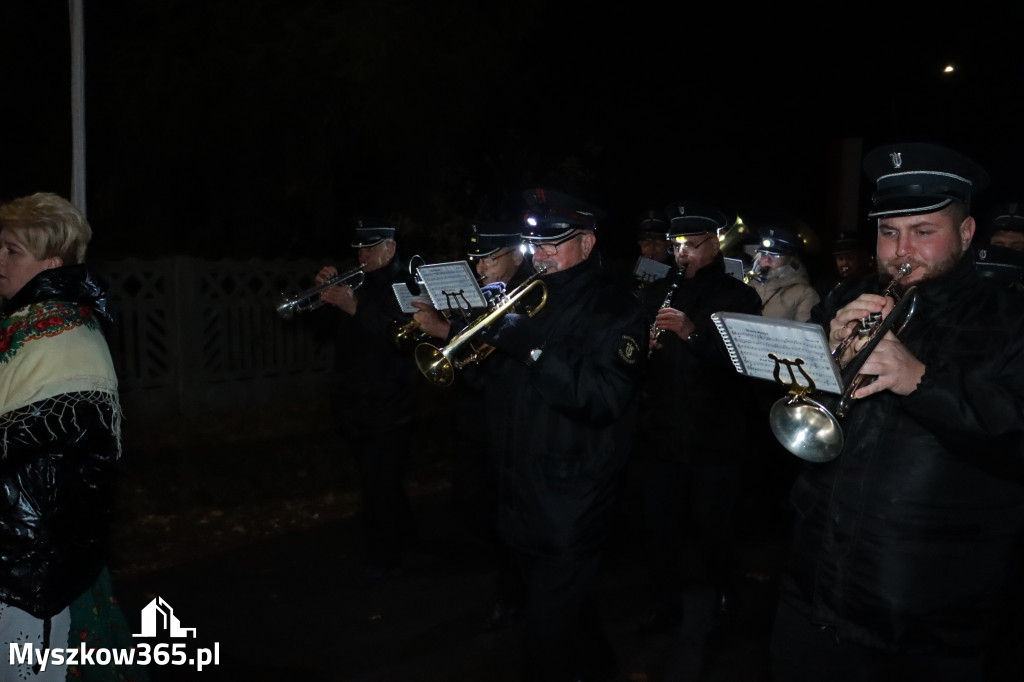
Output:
(864, 142), (990, 218)
(351, 217), (397, 248)
(664, 201), (729, 238)
(989, 201), (1024, 234)
(637, 209), (669, 240)
(521, 188), (605, 241)
(467, 221), (523, 258)
(832, 231), (868, 254)
(756, 225), (800, 255)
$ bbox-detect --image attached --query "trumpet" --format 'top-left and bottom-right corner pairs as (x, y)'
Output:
(392, 318), (431, 351)
(414, 269), (548, 387)
(742, 260), (763, 284)
(275, 264), (366, 319)
(768, 265), (919, 462)
(830, 263), (912, 365)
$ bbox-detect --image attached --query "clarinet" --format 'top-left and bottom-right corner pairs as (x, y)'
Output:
(648, 265), (686, 357)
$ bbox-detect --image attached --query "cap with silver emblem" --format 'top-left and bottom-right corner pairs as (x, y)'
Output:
(863, 142), (989, 218)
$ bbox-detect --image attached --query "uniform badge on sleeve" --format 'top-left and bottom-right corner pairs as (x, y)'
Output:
(617, 335), (640, 365)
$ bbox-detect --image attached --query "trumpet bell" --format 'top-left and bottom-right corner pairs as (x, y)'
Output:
(769, 394), (844, 463)
(415, 343), (455, 387)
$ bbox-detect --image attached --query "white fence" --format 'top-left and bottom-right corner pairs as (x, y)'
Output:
(94, 257), (334, 422)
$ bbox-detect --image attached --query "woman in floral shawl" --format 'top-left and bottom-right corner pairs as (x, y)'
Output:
(0, 192), (129, 681)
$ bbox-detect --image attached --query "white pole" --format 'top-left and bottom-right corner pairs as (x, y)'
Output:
(69, 0), (86, 215)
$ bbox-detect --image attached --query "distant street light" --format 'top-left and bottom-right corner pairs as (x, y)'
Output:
(944, 64), (955, 73)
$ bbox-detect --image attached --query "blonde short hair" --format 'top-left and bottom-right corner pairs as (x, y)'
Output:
(0, 192), (92, 264)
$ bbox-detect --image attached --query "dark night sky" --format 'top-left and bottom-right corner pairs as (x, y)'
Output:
(2, 1), (1023, 262)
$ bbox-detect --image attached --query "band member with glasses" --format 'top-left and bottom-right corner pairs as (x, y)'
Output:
(632, 202), (762, 667)
(747, 224), (820, 322)
(473, 188), (647, 682)
(314, 219), (418, 584)
(772, 143), (1024, 682)
(410, 222), (531, 341)
(411, 222), (535, 630)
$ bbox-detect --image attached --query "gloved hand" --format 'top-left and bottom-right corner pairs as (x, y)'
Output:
(480, 313), (544, 363)
(480, 282), (506, 307)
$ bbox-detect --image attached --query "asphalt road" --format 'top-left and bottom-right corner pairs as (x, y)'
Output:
(114, 486), (789, 682)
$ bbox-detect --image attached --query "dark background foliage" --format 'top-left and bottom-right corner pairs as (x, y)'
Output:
(3, 1), (1023, 263)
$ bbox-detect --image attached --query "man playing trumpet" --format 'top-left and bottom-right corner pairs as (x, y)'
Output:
(314, 218), (419, 584)
(772, 143), (1024, 682)
(473, 189), (647, 682)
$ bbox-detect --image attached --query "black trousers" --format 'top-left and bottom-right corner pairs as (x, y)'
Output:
(771, 597), (986, 682)
(639, 454), (739, 608)
(343, 418), (415, 570)
(515, 550), (615, 682)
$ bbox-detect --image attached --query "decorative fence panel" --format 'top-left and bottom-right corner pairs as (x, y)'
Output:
(94, 257), (334, 422)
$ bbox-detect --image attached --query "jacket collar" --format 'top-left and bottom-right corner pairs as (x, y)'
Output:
(2, 264), (110, 323)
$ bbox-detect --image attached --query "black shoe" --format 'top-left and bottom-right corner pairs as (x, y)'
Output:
(482, 601), (522, 632)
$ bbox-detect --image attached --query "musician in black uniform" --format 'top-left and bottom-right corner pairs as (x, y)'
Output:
(986, 201), (1024, 252)
(811, 232), (876, 327)
(634, 201), (763, 650)
(476, 189), (648, 682)
(772, 143), (1024, 682)
(315, 219), (419, 583)
(631, 208), (675, 302)
(412, 222), (534, 630)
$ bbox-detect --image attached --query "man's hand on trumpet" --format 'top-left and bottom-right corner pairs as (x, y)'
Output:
(411, 301), (450, 340)
(848, 331), (926, 399)
(829, 292), (925, 400)
(828, 293), (894, 364)
(316, 265), (358, 315)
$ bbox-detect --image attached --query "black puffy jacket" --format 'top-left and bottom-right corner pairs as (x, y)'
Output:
(782, 253), (1024, 653)
(0, 266), (120, 618)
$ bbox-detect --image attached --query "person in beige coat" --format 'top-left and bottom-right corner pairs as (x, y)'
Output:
(748, 225), (820, 322)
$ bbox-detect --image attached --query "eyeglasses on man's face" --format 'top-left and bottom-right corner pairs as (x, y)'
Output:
(673, 235), (714, 252)
(529, 231), (582, 255)
(477, 249), (514, 266)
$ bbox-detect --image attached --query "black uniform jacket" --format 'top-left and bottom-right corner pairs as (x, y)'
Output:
(477, 256), (648, 559)
(322, 258), (418, 428)
(641, 255), (763, 462)
(783, 252), (1024, 653)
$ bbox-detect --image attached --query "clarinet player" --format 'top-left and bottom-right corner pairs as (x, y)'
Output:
(631, 201), (762, 669)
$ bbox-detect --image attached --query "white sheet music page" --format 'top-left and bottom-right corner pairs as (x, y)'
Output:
(632, 256), (672, 284)
(392, 283), (434, 314)
(417, 261), (488, 313)
(723, 257), (746, 282)
(711, 312), (844, 394)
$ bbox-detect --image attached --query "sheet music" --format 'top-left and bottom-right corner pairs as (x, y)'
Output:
(417, 261), (488, 312)
(632, 256), (672, 284)
(723, 257), (745, 282)
(392, 283), (434, 314)
(711, 312), (843, 394)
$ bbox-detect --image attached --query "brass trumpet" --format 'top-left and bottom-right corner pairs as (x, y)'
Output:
(275, 264), (366, 319)
(414, 270), (548, 387)
(392, 318), (431, 351)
